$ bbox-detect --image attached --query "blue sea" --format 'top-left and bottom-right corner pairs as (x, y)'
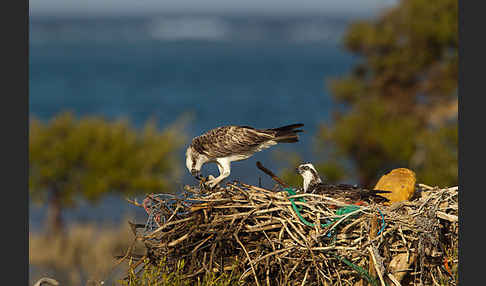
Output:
(29, 14), (359, 230)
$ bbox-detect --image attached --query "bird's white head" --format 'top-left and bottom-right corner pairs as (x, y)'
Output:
(296, 163), (322, 192)
(185, 145), (207, 180)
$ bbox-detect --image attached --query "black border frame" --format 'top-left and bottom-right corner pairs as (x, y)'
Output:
(18, 0), (469, 284)
(4, 0), (29, 284)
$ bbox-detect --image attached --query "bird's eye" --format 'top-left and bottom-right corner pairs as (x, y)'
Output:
(303, 166), (309, 170)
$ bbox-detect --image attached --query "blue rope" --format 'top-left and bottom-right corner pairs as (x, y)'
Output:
(376, 207), (386, 235)
(143, 190), (198, 233)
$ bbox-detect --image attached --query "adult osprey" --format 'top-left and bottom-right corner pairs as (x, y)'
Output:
(296, 163), (390, 204)
(186, 124), (304, 188)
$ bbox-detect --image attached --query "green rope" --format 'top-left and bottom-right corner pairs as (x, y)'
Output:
(284, 187), (361, 229)
(330, 253), (383, 286)
(284, 188), (388, 286)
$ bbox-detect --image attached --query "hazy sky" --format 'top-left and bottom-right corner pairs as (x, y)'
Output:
(30, 0), (397, 17)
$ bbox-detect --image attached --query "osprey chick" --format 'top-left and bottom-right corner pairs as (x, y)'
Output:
(186, 124), (304, 188)
(296, 163), (390, 204)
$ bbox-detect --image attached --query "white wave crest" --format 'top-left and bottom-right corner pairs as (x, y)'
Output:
(147, 16), (229, 41)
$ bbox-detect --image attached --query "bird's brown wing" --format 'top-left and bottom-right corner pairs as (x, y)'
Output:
(191, 126), (274, 159)
(314, 184), (390, 203)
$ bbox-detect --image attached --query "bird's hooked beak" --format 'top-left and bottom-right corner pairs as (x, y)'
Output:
(296, 166), (302, 174)
(191, 169), (202, 180)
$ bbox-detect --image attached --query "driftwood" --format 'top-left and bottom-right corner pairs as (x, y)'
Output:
(123, 165), (458, 286)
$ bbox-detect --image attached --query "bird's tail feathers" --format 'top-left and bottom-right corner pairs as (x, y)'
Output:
(363, 189), (391, 202)
(269, 123), (304, 143)
(270, 123), (304, 133)
(275, 135), (300, 143)
(371, 189), (392, 194)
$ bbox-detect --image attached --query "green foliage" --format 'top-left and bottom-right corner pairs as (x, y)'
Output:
(307, 0), (457, 187)
(413, 124), (458, 187)
(339, 0), (458, 101)
(29, 111), (187, 207)
(120, 258), (242, 286)
(318, 98), (422, 185)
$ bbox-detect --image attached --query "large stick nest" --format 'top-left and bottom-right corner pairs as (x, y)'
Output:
(125, 180), (458, 286)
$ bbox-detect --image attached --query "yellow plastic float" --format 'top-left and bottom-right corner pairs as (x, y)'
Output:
(373, 168), (417, 205)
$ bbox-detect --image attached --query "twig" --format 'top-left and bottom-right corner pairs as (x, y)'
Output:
(436, 211), (458, 222)
(256, 161), (289, 188)
(234, 233), (261, 286)
(368, 246), (386, 286)
(387, 273), (402, 286)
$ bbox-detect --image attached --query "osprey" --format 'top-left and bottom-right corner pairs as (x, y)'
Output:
(296, 163), (390, 204)
(186, 124), (304, 188)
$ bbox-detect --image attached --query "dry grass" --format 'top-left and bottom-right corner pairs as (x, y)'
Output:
(29, 217), (146, 286)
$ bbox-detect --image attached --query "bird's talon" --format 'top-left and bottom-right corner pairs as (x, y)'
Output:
(206, 182), (216, 189)
(198, 177), (210, 190)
